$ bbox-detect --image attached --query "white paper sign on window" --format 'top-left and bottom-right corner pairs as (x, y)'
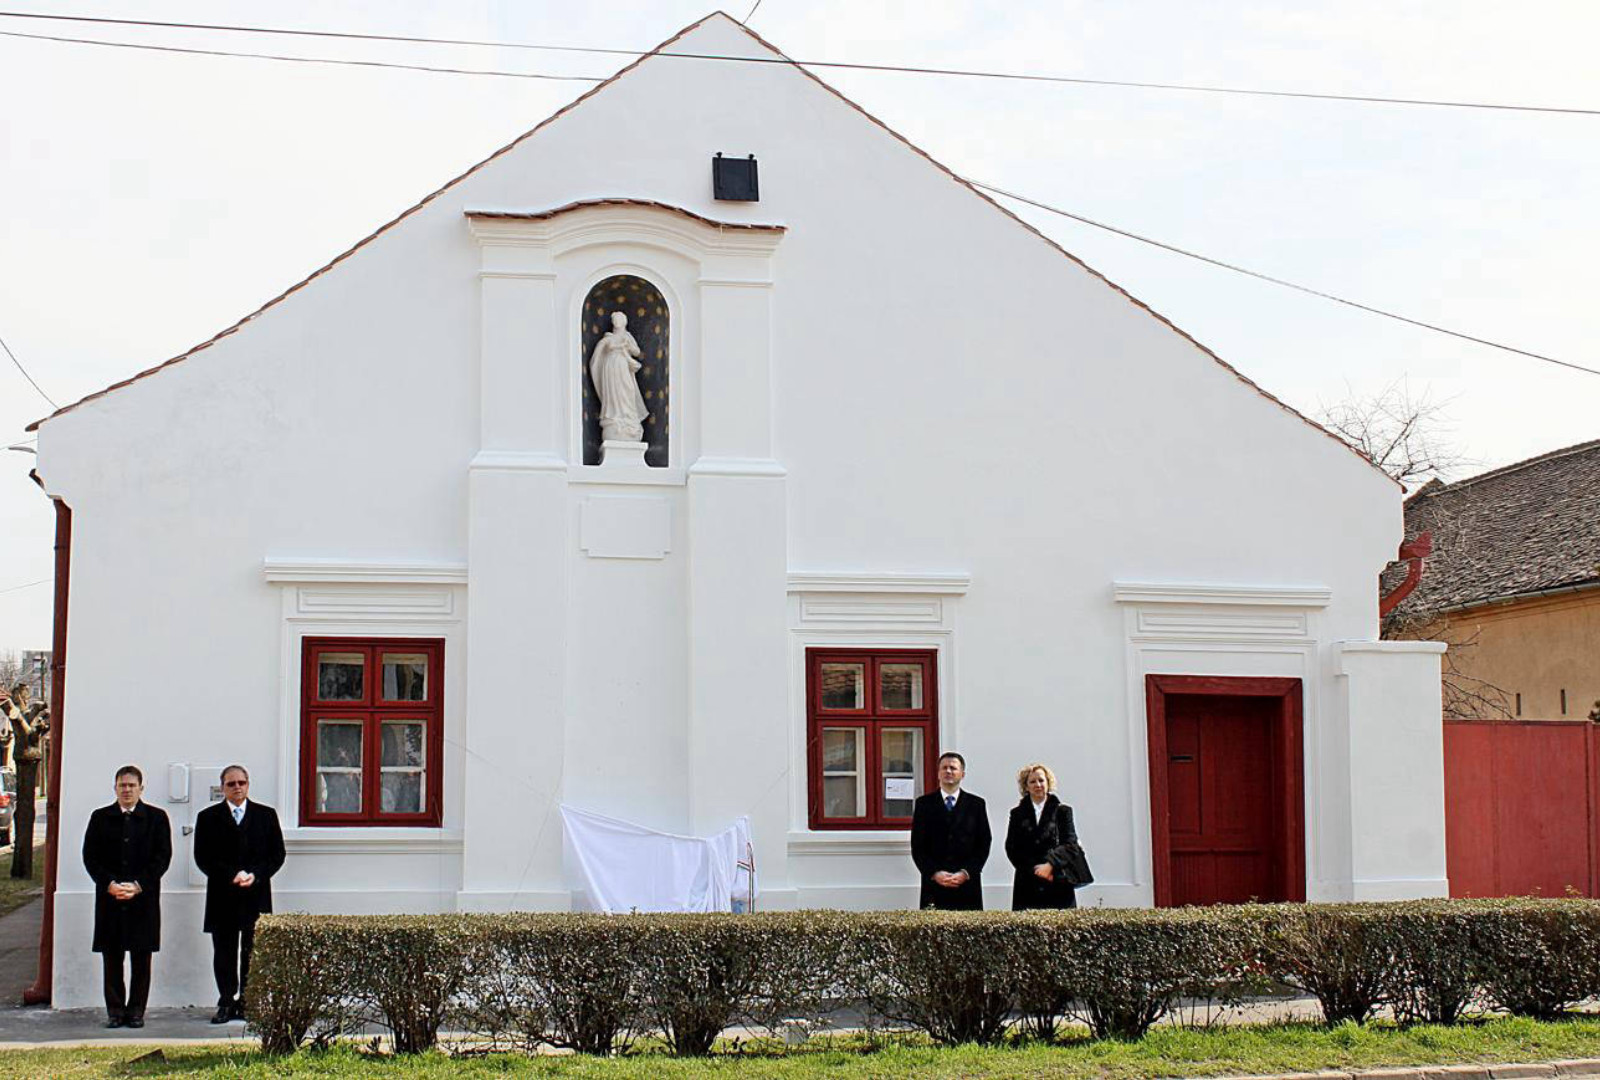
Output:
(884, 777), (915, 801)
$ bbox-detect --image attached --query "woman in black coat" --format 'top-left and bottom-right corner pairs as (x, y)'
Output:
(1004, 762), (1089, 911)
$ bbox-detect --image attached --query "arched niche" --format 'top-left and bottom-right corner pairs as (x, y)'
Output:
(581, 274), (670, 467)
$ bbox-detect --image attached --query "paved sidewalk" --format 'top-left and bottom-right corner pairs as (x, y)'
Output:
(0, 997), (1332, 1049)
(0, 1006), (258, 1049)
(0, 897), (41, 1006)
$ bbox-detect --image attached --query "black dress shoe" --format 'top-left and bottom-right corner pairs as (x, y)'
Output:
(211, 1006), (232, 1024)
(232, 1000), (247, 1021)
(105, 1015), (125, 1029)
(125, 1016), (145, 1029)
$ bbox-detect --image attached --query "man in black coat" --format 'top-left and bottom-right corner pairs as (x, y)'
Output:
(82, 765), (172, 1028)
(192, 764), (286, 1023)
(909, 751), (992, 910)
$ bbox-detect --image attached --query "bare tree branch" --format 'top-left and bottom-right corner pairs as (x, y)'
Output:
(1316, 379), (1472, 487)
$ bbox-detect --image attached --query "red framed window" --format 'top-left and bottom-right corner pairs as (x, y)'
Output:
(299, 637), (444, 827)
(806, 648), (938, 830)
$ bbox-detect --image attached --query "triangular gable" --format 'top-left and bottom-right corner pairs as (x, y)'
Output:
(27, 11), (1393, 486)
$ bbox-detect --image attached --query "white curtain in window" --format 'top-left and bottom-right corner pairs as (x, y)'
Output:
(560, 805), (754, 914)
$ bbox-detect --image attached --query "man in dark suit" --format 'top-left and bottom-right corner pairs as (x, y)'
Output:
(192, 764), (286, 1023)
(82, 765), (172, 1028)
(910, 751), (992, 910)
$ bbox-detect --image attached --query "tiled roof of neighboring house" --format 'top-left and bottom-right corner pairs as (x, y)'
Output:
(1391, 438), (1600, 617)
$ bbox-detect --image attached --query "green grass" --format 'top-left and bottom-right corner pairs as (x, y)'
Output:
(3, 1016), (1600, 1079)
(0, 842), (45, 918)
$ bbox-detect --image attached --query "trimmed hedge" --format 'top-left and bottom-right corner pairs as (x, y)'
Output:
(247, 898), (1600, 1055)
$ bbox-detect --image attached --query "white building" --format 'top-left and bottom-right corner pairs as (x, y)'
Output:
(30, 13), (1447, 1007)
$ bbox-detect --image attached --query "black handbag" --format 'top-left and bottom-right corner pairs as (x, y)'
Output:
(1045, 804), (1093, 888)
(1054, 841), (1094, 888)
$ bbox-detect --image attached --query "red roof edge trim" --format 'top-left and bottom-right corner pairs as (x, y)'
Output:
(467, 198), (784, 232)
(26, 13), (723, 433)
(724, 21), (1397, 490)
(32, 10), (1395, 492)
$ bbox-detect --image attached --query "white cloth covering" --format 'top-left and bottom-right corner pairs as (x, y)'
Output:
(560, 805), (755, 914)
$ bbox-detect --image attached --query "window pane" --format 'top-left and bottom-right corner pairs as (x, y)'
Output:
(881, 728), (921, 774)
(823, 776), (861, 818)
(820, 727), (865, 819)
(317, 772), (362, 814)
(381, 653), (428, 702)
(819, 663), (865, 709)
(381, 771), (424, 814)
(381, 721), (426, 768)
(317, 720), (364, 768)
(881, 727), (924, 818)
(317, 652), (365, 701)
(879, 663), (925, 710)
(821, 727), (860, 772)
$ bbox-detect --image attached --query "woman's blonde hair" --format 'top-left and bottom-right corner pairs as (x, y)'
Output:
(1016, 762), (1056, 797)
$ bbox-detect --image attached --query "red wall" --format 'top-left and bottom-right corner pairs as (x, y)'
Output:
(1443, 720), (1600, 897)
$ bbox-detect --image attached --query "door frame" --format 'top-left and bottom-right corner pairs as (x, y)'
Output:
(1145, 674), (1306, 907)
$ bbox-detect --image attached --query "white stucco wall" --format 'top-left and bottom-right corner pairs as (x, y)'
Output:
(33, 14), (1442, 1007)
(1337, 640), (1450, 900)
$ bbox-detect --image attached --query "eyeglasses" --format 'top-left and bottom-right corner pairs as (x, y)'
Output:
(223, 780), (249, 787)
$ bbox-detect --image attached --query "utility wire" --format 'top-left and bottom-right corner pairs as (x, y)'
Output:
(0, 331), (57, 408)
(1, 19), (1591, 378)
(2, 9), (1596, 117)
(971, 179), (1600, 379)
(0, 578), (51, 596)
(0, 28), (599, 81)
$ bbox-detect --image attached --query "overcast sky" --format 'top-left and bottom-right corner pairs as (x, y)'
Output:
(1, 0), (1596, 648)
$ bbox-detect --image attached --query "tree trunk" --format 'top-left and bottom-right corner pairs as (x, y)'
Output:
(11, 758), (37, 878)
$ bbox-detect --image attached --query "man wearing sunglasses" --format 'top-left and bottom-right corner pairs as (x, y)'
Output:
(192, 765), (286, 1024)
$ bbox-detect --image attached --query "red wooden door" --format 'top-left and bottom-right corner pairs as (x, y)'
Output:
(1166, 694), (1279, 904)
(1146, 675), (1305, 907)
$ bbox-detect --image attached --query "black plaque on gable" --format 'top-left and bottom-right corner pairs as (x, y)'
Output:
(581, 275), (670, 467)
(712, 153), (759, 201)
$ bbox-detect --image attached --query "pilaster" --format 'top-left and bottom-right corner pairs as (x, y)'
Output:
(460, 222), (569, 908)
(688, 251), (788, 896)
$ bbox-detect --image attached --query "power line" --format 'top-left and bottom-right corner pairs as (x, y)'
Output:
(0, 331), (57, 408)
(0, 28), (599, 81)
(0, 17), (1590, 381)
(1, 10), (1596, 117)
(0, 578), (51, 596)
(970, 179), (1600, 379)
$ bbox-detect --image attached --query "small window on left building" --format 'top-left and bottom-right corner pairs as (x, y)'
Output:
(300, 638), (444, 826)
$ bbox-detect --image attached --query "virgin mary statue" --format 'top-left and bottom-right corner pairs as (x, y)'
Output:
(590, 310), (649, 443)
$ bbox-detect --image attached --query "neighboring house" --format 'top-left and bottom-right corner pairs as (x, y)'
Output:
(19, 651), (50, 706)
(1388, 438), (1600, 721)
(1389, 439), (1600, 899)
(27, 13), (1447, 1008)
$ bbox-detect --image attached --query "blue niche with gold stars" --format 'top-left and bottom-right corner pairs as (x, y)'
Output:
(581, 275), (670, 467)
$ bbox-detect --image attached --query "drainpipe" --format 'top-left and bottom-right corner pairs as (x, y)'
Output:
(23, 485), (69, 1006)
